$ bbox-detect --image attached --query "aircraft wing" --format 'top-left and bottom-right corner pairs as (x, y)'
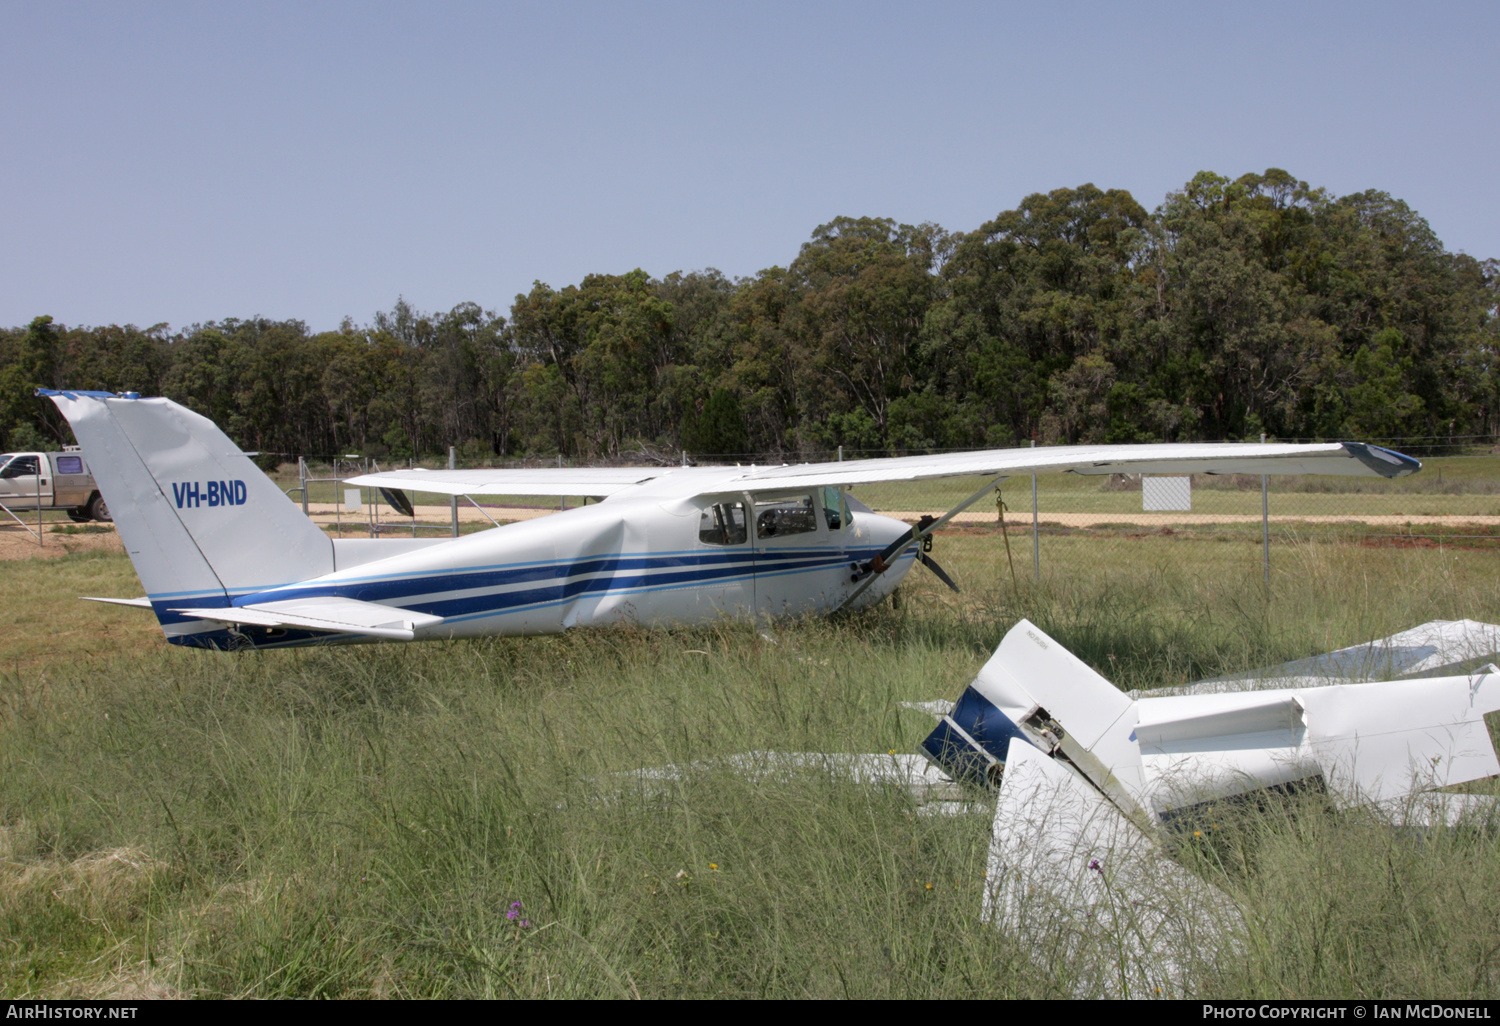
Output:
(168, 596), (445, 641)
(341, 467), (662, 498)
(334, 438), (1410, 510)
(343, 441), (1416, 504)
(729, 440), (1418, 490)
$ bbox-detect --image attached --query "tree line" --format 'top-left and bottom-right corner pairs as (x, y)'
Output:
(4, 168), (1497, 462)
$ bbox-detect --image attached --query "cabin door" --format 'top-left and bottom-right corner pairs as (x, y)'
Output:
(0, 455), (43, 508)
(687, 497), (756, 621)
(751, 488), (852, 618)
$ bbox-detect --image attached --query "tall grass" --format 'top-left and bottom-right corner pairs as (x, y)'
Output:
(3, 542), (1500, 997)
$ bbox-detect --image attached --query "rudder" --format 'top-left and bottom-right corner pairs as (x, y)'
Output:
(44, 390), (333, 640)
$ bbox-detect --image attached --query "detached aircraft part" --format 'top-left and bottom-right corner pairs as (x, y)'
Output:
(918, 619), (1500, 996)
(1139, 619), (1500, 697)
(921, 619), (1500, 824)
(40, 387), (1420, 650)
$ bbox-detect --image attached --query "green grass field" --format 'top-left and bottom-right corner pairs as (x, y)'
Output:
(4, 536), (1500, 997)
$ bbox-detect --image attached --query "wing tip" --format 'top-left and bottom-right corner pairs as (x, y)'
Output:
(1341, 442), (1422, 478)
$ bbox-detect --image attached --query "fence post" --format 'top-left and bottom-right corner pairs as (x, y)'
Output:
(1261, 432), (1270, 593)
(449, 446), (458, 537)
(559, 453), (565, 511)
(1031, 440), (1038, 578)
(298, 457), (308, 516)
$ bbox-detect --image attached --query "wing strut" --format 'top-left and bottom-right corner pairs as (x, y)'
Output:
(463, 495), (503, 527)
(835, 475), (1006, 613)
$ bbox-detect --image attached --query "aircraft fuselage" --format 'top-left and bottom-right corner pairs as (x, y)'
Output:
(158, 488), (915, 648)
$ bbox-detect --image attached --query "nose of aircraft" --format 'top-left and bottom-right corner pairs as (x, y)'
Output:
(845, 509), (920, 609)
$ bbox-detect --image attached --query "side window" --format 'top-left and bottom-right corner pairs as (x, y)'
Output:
(2, 456), (38, 479)
(699, 501), (748, 545)
(820, 486), (849, 531)
(56, 456), (83, 475)
(754, 494), (818, 539)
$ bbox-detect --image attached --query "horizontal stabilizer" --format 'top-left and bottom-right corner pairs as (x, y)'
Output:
(169, 596), (445, 640)
(81, 595), (154, 609)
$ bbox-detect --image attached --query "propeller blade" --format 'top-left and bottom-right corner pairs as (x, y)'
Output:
(917, 551), (961, 593)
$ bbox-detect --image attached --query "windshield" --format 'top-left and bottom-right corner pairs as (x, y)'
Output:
(1, 455), (38, 479)
(754, 494), (817, 539)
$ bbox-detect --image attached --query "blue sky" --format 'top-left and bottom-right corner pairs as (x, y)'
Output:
(2, 1), (1495, 333)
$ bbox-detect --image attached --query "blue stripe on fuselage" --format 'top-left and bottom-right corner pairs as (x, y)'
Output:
(153, 543), (907, 635)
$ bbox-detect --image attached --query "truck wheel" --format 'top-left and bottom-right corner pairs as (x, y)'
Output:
(87, 494), (111, 522)
(67, 508), (90, 523)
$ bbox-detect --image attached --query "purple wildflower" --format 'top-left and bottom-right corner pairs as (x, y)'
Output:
(511, 901), (522, 909)
(506, 909), (518, 921)
(1088, 859), (1103, 874)
(520, 919), (531, 928)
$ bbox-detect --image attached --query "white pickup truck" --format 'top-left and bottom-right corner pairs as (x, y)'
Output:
(0, 448), (111, 522)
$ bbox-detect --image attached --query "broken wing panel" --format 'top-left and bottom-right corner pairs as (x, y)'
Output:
(919, 619), (1147, 809)
(984, 739), (1240, 998)
(1141, 619), (1500, 698)
(982, 621), (1135, 752)
(1300, 676), (1500, 803)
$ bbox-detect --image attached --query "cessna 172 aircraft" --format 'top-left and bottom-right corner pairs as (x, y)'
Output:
(41, 389), (1421, 650)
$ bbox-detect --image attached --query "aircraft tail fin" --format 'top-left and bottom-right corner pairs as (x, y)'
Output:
(43, 390), (334, 641)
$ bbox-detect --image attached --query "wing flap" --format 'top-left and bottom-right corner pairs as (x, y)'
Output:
(169, 596), (445, 640)
(343, 467), (662, 498)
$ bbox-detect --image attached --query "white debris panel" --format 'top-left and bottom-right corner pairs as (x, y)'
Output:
(1140, 619), (1500, 697)
(923, 618), (1500, 995)
(983, 740), (1240, 998)
(922, 619), (1500, 822)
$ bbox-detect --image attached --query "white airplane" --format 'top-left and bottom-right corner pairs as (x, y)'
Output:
(41, 388), (1421, 651)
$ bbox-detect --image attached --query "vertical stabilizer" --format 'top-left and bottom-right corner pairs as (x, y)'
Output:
(45, 391), (333, 637)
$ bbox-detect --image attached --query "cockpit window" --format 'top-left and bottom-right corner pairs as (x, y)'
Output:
(820, 486), (849, 531)
(699, 501), (748, 545)
(754, 494), (818, 539)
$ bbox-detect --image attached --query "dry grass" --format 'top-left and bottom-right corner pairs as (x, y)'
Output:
(2, 534), (1499, 997)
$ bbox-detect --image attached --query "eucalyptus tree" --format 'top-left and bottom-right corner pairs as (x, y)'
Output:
(925, 185), (1150, 445)
(787, 216), (950, 451)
